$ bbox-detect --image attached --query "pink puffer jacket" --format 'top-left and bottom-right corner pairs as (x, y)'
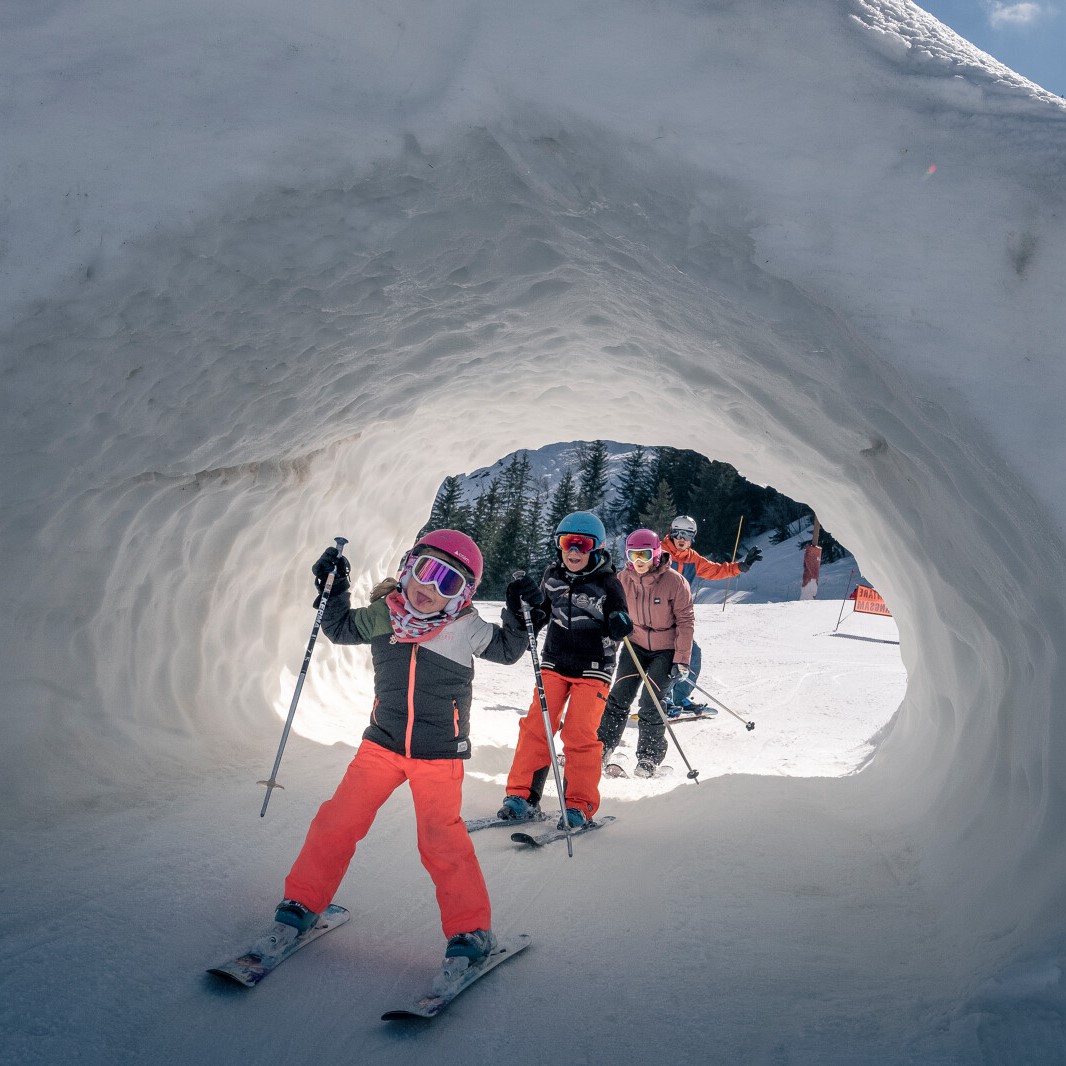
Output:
(618, 559), (695, 666)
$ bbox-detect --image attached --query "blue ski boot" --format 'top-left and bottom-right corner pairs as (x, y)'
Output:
(274, 899), (319, 935)
(497, 795), (535, 821)
(558, 807), (588, 830)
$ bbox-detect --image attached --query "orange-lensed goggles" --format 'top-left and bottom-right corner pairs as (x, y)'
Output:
(558, 533), (597, 554)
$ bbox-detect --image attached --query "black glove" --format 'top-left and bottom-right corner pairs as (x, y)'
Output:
(311, 546), (351, 596)
(606, 611), (632, 640)
(669, 663), (690, 684)
(738, 546), (762, 572)
(505, 574), (543, 615)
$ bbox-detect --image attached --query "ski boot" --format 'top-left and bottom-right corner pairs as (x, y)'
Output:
(558, 807), (588, 830)
(497, 795), (536, 821)
(274, 899), (319, 935)
(434, 929), (498, 993)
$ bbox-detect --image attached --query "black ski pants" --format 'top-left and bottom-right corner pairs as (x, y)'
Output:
(597, 641), (673, 767)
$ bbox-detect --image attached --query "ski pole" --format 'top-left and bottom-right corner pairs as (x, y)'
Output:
(513, 570), (574, 857)
(259, 536), (348, 817)
(833, 568), (856, 633)
(722, 516), (744, 612)
(621, 637), (700, 783)
(686, 678), (756, 732)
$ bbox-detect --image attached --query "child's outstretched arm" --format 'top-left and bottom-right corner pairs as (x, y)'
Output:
(305, 544), (392, 645)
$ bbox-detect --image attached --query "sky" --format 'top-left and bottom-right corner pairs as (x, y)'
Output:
(3, 1), (1066, 1063)
(919, 0), (1066, 96)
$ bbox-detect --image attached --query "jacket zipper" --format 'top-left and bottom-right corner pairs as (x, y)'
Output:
(405, 645), (418, 758)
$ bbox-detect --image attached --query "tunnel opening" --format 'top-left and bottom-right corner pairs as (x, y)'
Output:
(274, 437), (907, 793)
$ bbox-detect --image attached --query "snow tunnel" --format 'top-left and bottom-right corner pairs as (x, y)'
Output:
(4, 0), (1066, 1047)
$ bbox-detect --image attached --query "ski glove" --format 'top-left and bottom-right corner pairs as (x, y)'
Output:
(312, 546), (351, 598)
(607, 611), (633, 640)
(669, 664), (689, 684)
(738, 546), (763, 572)
(505, 573), (544, 615)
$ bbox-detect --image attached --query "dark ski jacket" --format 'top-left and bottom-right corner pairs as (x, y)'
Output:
(527, 552), (628, 684)
(320, 593), (528, 760)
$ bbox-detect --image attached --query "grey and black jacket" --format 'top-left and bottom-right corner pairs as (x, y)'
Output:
(321, 593), (528, 759)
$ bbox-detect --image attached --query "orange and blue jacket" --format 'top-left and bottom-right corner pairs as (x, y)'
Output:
(661, 534), (743, 588)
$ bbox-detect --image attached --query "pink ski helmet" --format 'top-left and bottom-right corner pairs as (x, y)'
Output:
(625, 528), (662, 568)
(411, 529), (484, 589)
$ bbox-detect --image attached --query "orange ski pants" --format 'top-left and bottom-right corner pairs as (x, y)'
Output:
(505, 670), (609, 820)
(284, 739), (490, 938)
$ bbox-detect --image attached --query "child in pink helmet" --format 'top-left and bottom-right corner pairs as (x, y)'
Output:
(597, 528), (694, 778)
(275, 530), (532, 973)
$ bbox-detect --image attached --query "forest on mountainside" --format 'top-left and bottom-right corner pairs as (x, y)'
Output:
(422, 442), (847, 597)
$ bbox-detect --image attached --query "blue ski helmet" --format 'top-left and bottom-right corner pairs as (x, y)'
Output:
(555, 511), (606, 549)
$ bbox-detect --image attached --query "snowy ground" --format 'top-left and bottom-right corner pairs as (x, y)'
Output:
(2, 600), (913, 1066)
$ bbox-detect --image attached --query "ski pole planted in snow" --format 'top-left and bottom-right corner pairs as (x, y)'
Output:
(259, 536), (348, 817)
(722, 516), (744, 613)
(833, 568), (856, 633)
(513, 570), (574, 857)
(621, 636), (700, 782)
(687, 678), (756, 732)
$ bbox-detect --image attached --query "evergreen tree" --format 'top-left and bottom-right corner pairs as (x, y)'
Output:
(576, 440), (611, 512)
(523, 491), (552, 580)
(545, 467), (578, 542)
(639, 479), (678, 535)
(424, 475), (471, 535)
(469, 478), (503, 571)
(609, 445), (652, 535)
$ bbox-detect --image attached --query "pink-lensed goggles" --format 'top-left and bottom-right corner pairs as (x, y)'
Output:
(558, 533), (597, 554)
(411, 554), (470, 598)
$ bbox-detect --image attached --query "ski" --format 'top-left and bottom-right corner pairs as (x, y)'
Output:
(381, 934), (531, 1020)
(665, 709), (718, 723)
(510, 815), (617, 848)
(464, 811), (547, 833)
(207, 904), (350, 987)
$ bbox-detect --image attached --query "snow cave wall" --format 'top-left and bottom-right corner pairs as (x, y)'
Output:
(3, 0), (1066, 985)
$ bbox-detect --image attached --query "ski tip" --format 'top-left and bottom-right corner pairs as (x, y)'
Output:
(206, 966), (257, 988)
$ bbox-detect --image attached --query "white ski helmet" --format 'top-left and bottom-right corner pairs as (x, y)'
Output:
(670, 515), (698, 538)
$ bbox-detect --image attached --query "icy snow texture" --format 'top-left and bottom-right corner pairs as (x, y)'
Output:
(3, 0), (1066, 1061)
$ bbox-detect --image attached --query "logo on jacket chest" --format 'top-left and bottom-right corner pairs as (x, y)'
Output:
(654, 597), (662, 605)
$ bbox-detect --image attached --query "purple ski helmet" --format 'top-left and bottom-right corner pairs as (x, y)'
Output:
(625, 528), (662, 568)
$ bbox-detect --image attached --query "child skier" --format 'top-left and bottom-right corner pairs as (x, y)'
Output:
(275, 529), (531, 972)
(598, 528), (694, 778)
(660, 514), (761, 714)
(497, 511), (631, 828)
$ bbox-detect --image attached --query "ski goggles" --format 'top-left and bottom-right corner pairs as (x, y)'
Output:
(626, 548), (656, 563)
(410, 554), (470, 598)
(558, 533), (597, 554)
(669, 529), (694, 541)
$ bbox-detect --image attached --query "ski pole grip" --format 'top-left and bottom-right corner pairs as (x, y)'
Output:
(511, 570), (531, 611)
